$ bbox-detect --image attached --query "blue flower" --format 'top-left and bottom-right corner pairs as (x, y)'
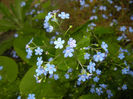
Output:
(99, 84), (107, 89)
(77, 81), (81, 86)
(130, 15), (133, 20)
(102, 14), (108, 19)
(58, 12), (70, 19)
(63, 47), (74, 57)
(84, 53), (90, 60)
(120, 26), (127, 32)
(87, 62), (96, 73)
(27, 94), (35, 99)
(68, 38), (76, 48)
(106, 90), (113, 98)
(36, 66), (46, 76)
(96, 69), (101, 75)
(99, 6), (107, 11)
(93, 76), (100, 82)
(0, 66), (3, 71)
(46, 26), (54, 33)
(35, 47), (43, 55)
(114, 5), (122, 11)
(90, 16), (98, 20)
(107, 0), (113, 4)
(122, 84), (127, 90)
(36, 57), (43, 67)
(68, 68), (73, 73)
(26, 48), (33, 59)
(90, 88), (95, 93)
(49, 74), (53, 78)
(93, 52), (105, 62)
(80, 0), (85, 6)
(122, 67), (130, 74)
(17, 96), (21, 99)
(48, 57), (53, 62)
(129, 27), (133, 33)
(14, 33), (19, 38)
(64, 73), (69, 79)
(54, 38), (65, 49)
(96, 87), (103, 95)
(45, 63), (56, 75)
(118, 53), (125, 60)
(54, 74), (59, 80)
(101, 42), (108, 52)
(128, 71), (133, 76)
(20, 1), (26, 7)
(78, 74), (88, 82)
(0, 75), (2, 80)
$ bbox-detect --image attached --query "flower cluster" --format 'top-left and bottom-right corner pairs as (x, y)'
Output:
(43, 11), (70, 33)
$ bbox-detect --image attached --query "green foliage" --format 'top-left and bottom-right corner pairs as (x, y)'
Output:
(0, 37), (13, 55)
(79, 94), (101, 99)
(0, 56), (18, 82)
(20, 66), (69, 98)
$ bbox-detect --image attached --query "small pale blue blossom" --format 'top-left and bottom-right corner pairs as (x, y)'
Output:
(54, 38), (65, 49)
(93, 76), (100, 82)
(120, 26), (127, 32)
(54, 74), (59, 80)
(129, 27), (133, 33)
(99, 84), (107, 89)
(122, 84), (127, 90)
(84, 53), (90, 60)
(45, 63), (56, 75)
(96, 69), (101, 75)
(26, 48), (33, 59)
(0, 66), (3, 71)
(87, 62), (96, 73)
(93, 52), (105, 62)
(68, 38), (76, 48)
(122, 67), (130, 74)
(90, 88), (95, 93)
(106, 90), (113, 98)
(101, 42), (108, 52)
(68, 68), (73, 73)
(63, 47), (74, 57)
(64, 73), (69, 79)
(20, 1), (26, 7)
(36, 66), (46, 76)
(27, 94), (35, 99)
(36, 57), (43, 67)
(58, 12), (70, 19)
(78, 74), (88, 82)
(118, 53), (125, 60)
(130, 15), (133, 20)
(96, 87), (103, 95)
(35, 47), (43, 55)
(0, 75), (2, 80)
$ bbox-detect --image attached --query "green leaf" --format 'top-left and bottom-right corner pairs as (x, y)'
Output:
(0, 56), (18, 82)
(20, 66), (68, 98)
(70, 20), (91, 41)
(32, 12), (47, 20)
(0, 37), (13, 55)
(42, 0), (51, 9)
(94, 26), (114, 35)
(76, 37), (90, 49)
(0, 3), (12, 18)
(79, 94), (101, 99)
(0, 19), (16, 32)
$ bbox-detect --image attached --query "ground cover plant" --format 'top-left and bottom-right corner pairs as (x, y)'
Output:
(0, 0), (133, 99)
